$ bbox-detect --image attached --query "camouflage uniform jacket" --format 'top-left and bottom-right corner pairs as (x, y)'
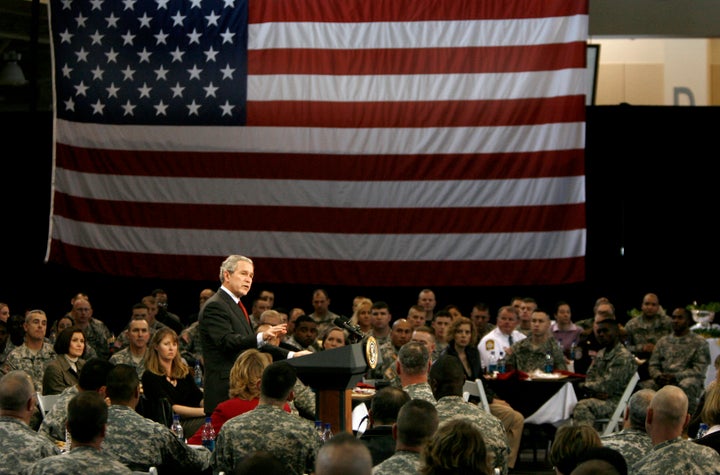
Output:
(369, 341), (401, 384)
(372, 450), (420, 475)
(600, 428), (652, 467)
(82, 318), (115, 361)
(403, 382), (436, 404)
(27, 445), (131, 475)
(103, 404), (211, 473)
(289, 378), (316, 421)
(506, 337), (567, 373)
(179, 321), (203, 365)
(632, 436), (720, 475)
(38, 384), (79, 442)
(1, 342), (56, 393)
(113, 320), (165, 353)
(624, 314), (672, 355)
(435, 396), (510, 475)
(211, 404), (321, 475)
(0, 416), (60, 474)
(648, 332), (710, 384)
(582, 342), (637, 403)
(109, 347), (148, 379)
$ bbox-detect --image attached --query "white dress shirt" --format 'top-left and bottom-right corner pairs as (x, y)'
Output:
(477, 327), (527, 371)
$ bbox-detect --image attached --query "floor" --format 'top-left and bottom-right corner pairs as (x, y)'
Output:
(511, 425), (556, 474)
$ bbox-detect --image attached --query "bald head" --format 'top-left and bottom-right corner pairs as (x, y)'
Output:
(0, 370), (35, 422)
(646, 385), (689, 443)
(627, 389), (655, 430)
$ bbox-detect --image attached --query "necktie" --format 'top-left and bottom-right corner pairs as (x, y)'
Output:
(508, 335), (514, 346)
(238, 300), (250, 325)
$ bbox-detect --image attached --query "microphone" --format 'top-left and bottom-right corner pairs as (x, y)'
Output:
(333, 317), (366, 341)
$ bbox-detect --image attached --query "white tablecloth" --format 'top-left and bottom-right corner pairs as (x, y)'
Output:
(524, 381), (578, 425)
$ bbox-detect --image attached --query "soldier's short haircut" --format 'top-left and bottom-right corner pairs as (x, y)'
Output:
(398, 341), (429, 375)
(261, 361), (297, 401)
(106, 364), (140, 402)
(79, 358), (115, 391)
(628, 389), (655, 430)
(293, 315), (316, 329)
(0, 370), (34, 411)
(397, 399), (438, 446)
(67, 391), (108, 443)
(369, 386), (409, 425)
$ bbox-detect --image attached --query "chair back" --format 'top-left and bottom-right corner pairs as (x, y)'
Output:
(37, 393), (61, 416)
(600, 371), (640, 436)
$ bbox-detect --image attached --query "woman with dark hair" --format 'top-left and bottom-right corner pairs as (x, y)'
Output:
(42, 326), (87, 395)
(420, 418), (490, 475)
(440, 316), (481, 380)
(48, 315), (74, 345)
(142, 327), (205, 435)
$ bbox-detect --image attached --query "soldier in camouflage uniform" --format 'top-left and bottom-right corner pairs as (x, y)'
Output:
(28, 391), (131, 475)
(367, 319), (412, 384)
(397, 341), (436, 404)
(646, 307), (710, 414)
(179, 321), (203, 366)
(0, 370), (60, 474)
(102, 364), (211, 473)
(112, 302), (165, 354)
(109, 317), (150, 379)
(506, 310), (567, 373)
(632, 385), (720, 475)
(372, 399), (438, 475)
(289, 376), (316, 421)
(573, 319), (638, 428)
(70, 298), (115, 361)
(600, 388), (654, 467)
(428, 354), (511, 475)
(38, 358), (114, 443)
(1, 310), (56, 394)
(211, 361), (321, 475)
(624, 293), (672, 382)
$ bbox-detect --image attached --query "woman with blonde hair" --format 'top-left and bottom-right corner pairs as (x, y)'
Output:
(142, 327), (205, 435)
(350, 298), (373, 336)
(187, 348), (290, 444)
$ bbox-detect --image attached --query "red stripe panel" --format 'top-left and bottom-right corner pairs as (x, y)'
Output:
(47, 242), (586, 286)
(55, 146), (585, 180)
(249, 43), (587, 76)
(52, 193), (586, 233)
(250, 0), (588, 23)
(247, 96), (586, 128)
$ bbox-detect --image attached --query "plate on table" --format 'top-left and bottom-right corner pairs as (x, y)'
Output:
(352, 387), (376, 400)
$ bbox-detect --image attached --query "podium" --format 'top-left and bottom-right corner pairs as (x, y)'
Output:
(287, 337), (378, 434)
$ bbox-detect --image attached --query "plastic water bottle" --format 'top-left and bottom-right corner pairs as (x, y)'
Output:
(171, 414), (184, 442)
(497, 352), (506, 374)
(544, 351), (553, 373)
(194, 361), (203, 388)
(488, 350), (498, 374)
(201, 416), (216, 451)
(315, 420), (324, 440)
(697, 423), (709, 439)
(321, 422), (333, 442)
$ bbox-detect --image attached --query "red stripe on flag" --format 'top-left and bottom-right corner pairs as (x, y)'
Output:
(52, 192), (586, 233)
(56, 146), (585, 180)
(250, 0), (587, 22)
(47, 243), (586, 286)
(247, 96), (586, 128)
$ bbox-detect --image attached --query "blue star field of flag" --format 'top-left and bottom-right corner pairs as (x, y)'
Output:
(50, 0), (248, 125)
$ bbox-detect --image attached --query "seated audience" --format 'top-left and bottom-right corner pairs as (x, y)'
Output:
(42, 326), (87, 396)
(187, 349), (290, 445)
(507, 310), (566, 373)
(48, 315), (74, 346)
(320, 326), (348, 350)
(28, 391), (132, 474)
(211, 361), (321, 475)
(38, 358), (114, 443)
(396, 341), (435, 403)
(548, 424), (602, 475)
(570, 446), (628, 475)
(372, 399), (439, 475)
(235, 451), (287, 475)
(359, 386), (410, 466)
(0, 370), (59, 474)
(103, 364), (211, 474)
(284, 315), (321, 352)
(689, 354), (720, 437)
(315, 432), (372, 475)
(632, 385), (720, 474)
(419, 418), (491, 475)
(141, 327), (205, 436)
(550, 301), (583, 362)
(109, 317), (150, 379)
(600, 388), (654, 467)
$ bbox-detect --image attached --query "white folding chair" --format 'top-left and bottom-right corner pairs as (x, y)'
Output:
(462, 379), (491, 412)
(36, 392), (61, 416)
(597, 372), (640, 436)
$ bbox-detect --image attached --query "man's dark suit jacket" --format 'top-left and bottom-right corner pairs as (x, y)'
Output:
(695, 430), (720, 455)
(199, 287), (289, 414)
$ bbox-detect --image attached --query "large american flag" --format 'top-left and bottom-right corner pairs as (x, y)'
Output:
(46, 0), (588, 286)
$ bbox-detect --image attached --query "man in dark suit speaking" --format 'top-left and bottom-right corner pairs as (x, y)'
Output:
(199, 255), (310, 414)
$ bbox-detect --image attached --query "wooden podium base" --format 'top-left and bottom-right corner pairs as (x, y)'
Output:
(317, 388), (352, 434)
